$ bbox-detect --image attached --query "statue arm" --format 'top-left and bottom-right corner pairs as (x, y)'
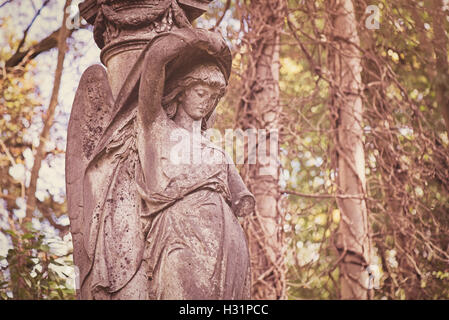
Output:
(227, 163), (256, 217)
(136, 28), (227, 191)
(137, 28), (228, 128)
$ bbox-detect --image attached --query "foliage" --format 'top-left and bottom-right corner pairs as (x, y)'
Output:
(1, 15), (75, 300)
(0, 226), (75, 300)
(198, 0), (449, 299)
(357, 0), (449, 299)
(283, 0), (449, 299)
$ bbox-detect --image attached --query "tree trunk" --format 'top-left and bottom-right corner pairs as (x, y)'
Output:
(432, 0), (449, 136)
(25, 0), (72, 223)
(328, 0), (370, 300)
(236, 0), (286, 300)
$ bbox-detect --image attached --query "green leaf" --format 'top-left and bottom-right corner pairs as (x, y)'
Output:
(39, 245), (50, 252)
(22, 233), (35, 240)
(23, 277), (32, 288)
(49, 260), (64, 267)
(23, 222), (34, 231)
(57, 288), (64, 299)
(3, 230), (16, 237)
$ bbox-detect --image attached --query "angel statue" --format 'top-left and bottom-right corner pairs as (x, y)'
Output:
(66, 27), (255, 300)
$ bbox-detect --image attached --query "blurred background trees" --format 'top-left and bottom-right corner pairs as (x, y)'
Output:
(1, 0), (448, 299)
(0, 0), (95, 299)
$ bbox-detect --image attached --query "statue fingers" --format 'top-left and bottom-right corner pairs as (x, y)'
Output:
(192, 28), (227, 55)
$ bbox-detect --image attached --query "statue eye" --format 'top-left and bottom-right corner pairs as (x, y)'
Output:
(195, 89), (206, 97)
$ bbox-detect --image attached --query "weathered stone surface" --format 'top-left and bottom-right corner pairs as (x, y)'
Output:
(67, 1), (254, 300)
(79, 0), (211, 49)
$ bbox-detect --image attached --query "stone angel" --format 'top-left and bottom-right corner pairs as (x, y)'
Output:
(66, 28), (255, 300)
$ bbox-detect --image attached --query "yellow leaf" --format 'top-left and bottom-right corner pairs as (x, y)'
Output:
(332, 209), (340, 224)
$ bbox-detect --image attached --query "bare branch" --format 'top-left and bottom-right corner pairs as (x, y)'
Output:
(13, 0), (51, 55)
(24, 0), (72, 225)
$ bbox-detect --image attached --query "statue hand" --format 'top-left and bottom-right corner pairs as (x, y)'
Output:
(192, 28), (228, 56)
(152, 28), (227, 64)
(233, 195), (256, 217)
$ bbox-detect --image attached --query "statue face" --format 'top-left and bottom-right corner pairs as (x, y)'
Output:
(180, 83), (221, 121)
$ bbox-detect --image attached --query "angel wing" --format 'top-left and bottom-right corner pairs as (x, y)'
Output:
(65, 64), (114, 297)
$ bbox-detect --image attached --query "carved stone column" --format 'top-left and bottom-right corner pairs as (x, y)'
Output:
(79, 0), (211, 98)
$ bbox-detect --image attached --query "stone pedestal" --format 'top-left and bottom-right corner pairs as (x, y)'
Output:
(101, 38), (151, 98)
(79, 0), (212, 98)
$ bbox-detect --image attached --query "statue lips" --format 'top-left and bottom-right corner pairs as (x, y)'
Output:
(197, 102), (211, 115)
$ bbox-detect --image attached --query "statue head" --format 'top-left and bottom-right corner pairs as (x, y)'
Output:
(162, 63), (227, 129)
